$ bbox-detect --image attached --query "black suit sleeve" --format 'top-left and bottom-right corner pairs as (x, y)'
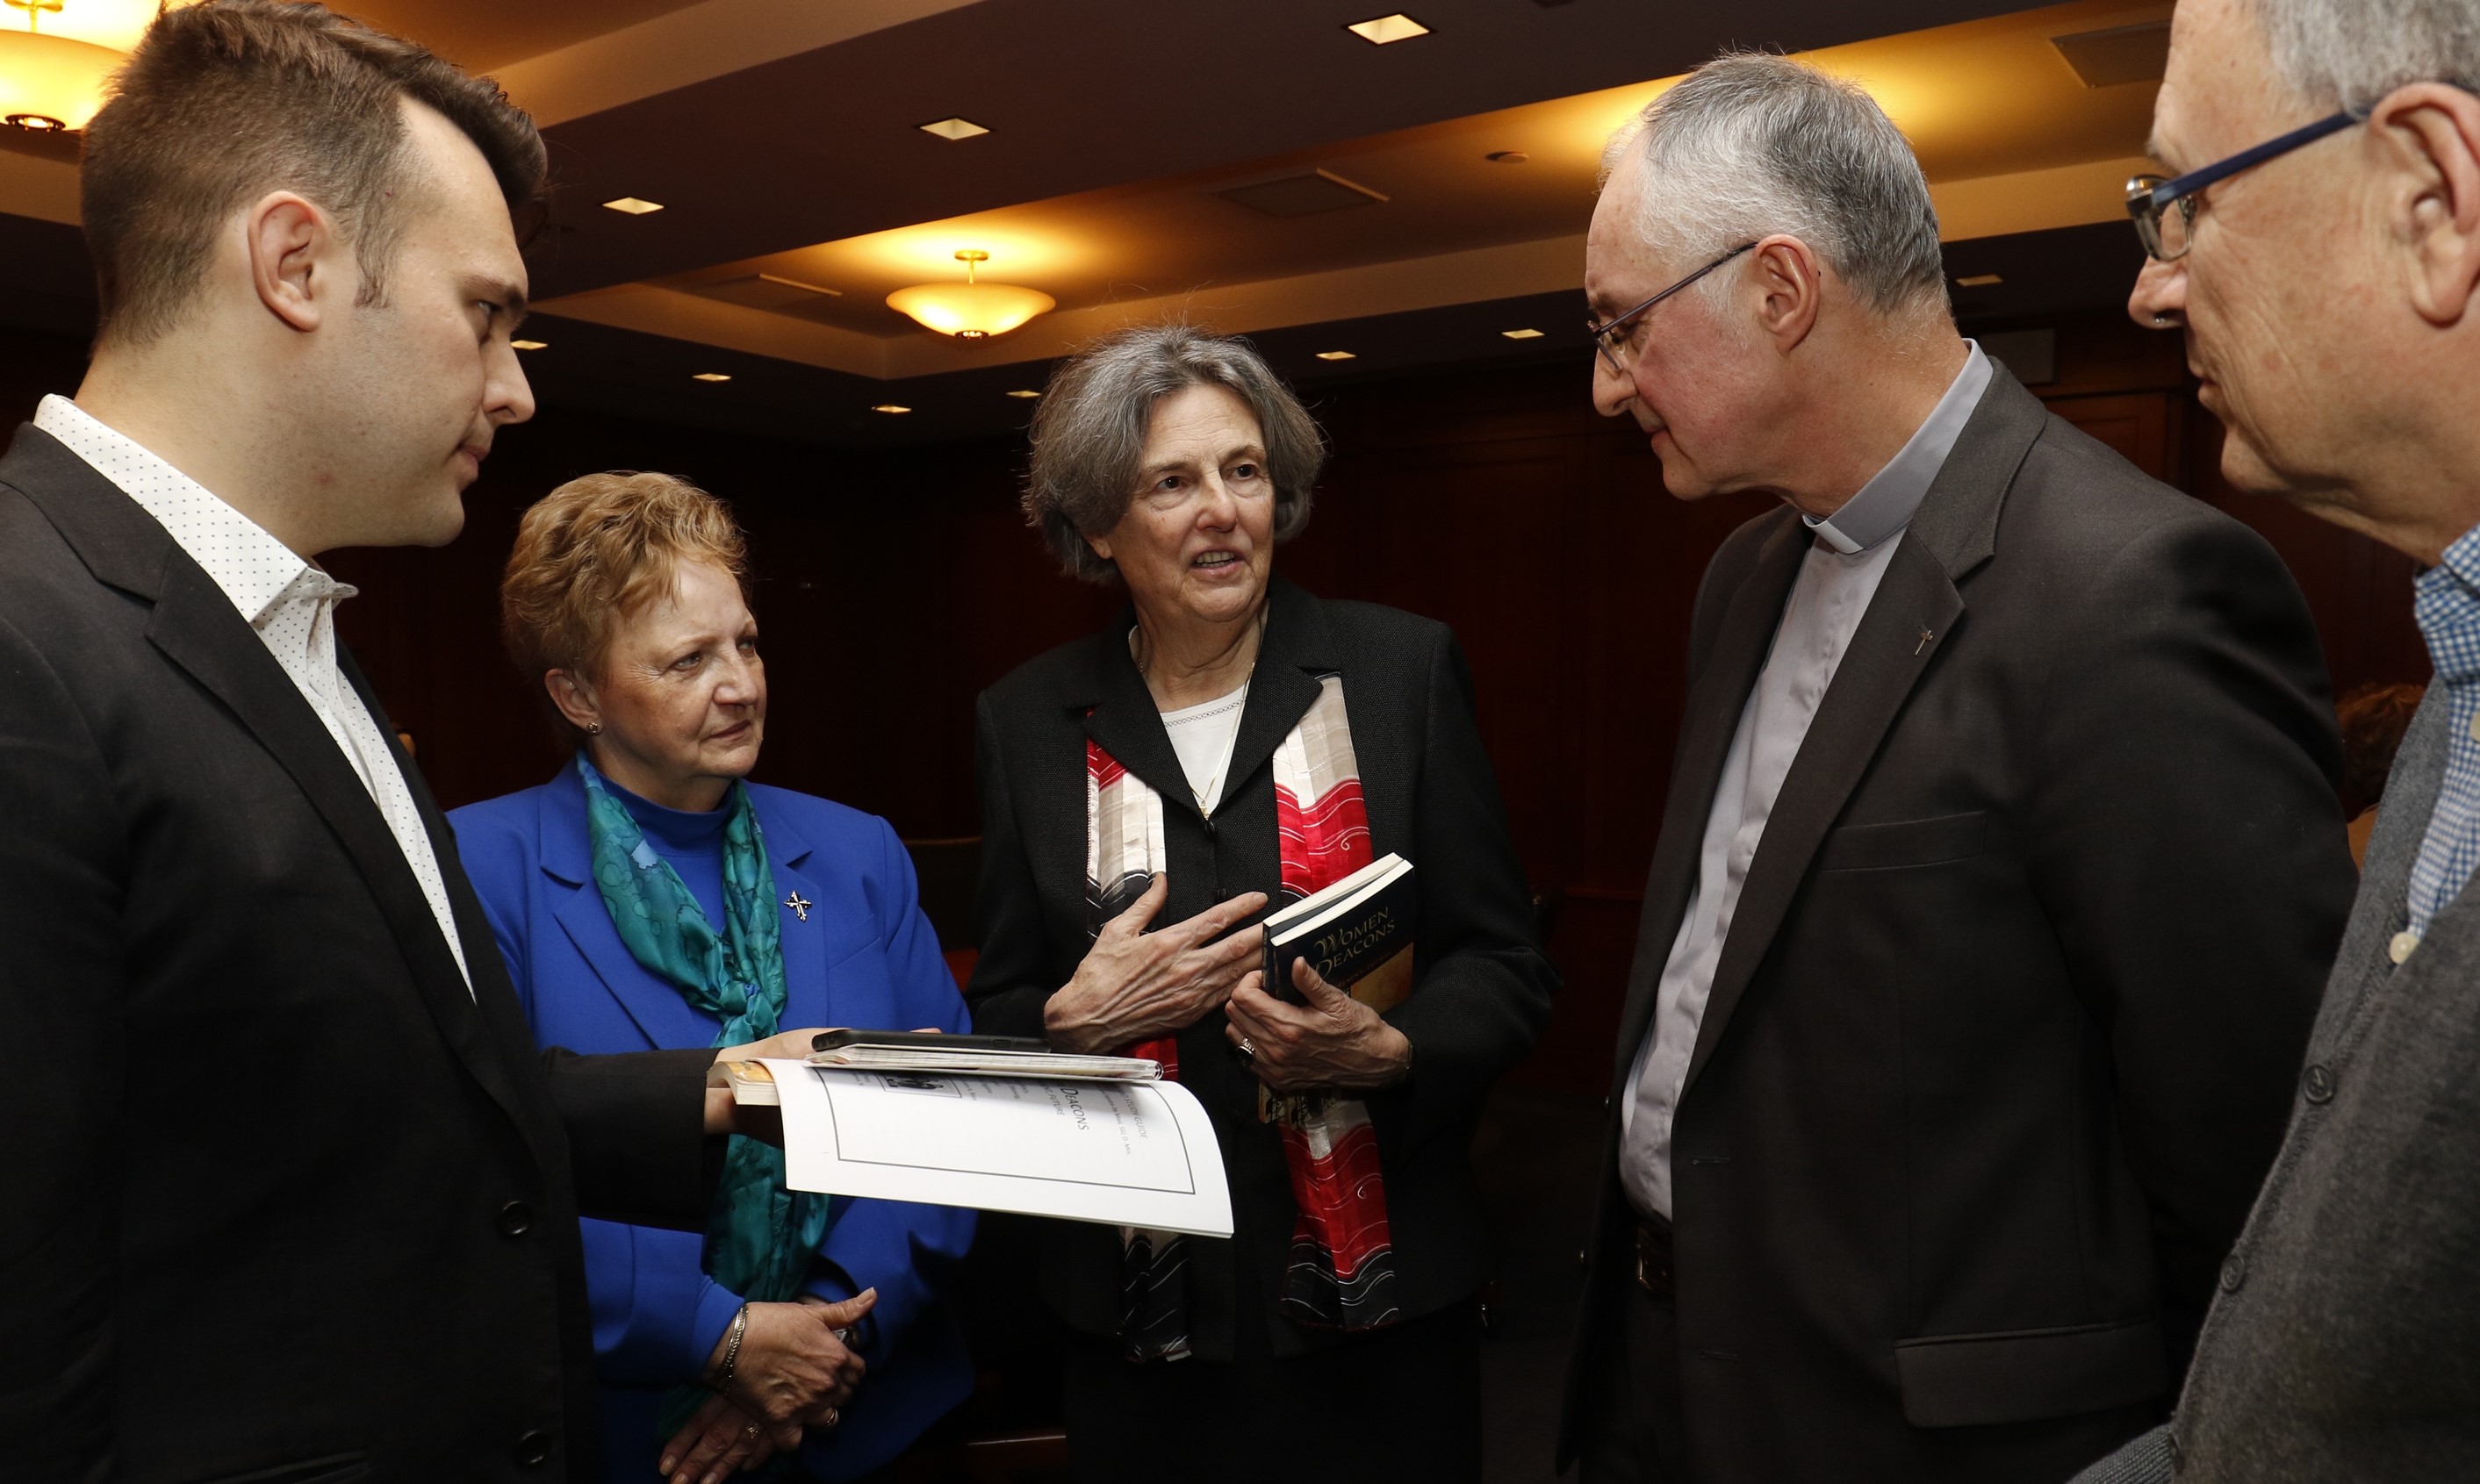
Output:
(431, 804), (721, 1233)
(2025, 511), (2353, 1366)
(967, 688), (1059, 1038)
(540, 1046), (722, 1230)
(420, 745), (722, 1233)
(1374, 628), (1559, 1149)
(0, 615), (119, 1473)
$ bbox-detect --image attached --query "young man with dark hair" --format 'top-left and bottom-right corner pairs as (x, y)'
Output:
(0, 4), (814, 1478)
(81, 0), (547, 347)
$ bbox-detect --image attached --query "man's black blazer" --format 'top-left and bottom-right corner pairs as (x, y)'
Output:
(1556, 370), (2358, 1481)
(0, 426), (721, 1483)
(967, 578), (1556, 1361)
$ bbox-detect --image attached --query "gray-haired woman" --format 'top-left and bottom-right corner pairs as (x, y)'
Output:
(966, 323), (1556, 1483)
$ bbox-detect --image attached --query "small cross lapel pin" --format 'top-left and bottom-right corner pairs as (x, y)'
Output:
(1915, 627), (1936, 656)
(784, 892), (812, 921)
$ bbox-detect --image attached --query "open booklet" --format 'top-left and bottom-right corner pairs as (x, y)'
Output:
(809, 1035), (1160, 1082)
(711, 1034), (1156, 1106)
(717, 1059), (1233, 1237)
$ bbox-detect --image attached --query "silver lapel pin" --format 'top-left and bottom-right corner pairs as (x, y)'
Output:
(784, 891), (812, 921)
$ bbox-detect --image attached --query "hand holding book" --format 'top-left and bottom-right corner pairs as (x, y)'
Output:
(1224, 852), (1418, 1092)
(704, 1025), (839, 1137)
(1224, 954), (1414, 1092)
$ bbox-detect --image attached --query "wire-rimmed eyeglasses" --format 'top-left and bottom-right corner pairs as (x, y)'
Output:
(2125, 111), (2358, 262)
(1586, 241), (1757, 375)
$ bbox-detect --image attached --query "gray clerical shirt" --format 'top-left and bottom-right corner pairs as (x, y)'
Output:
(1618, 341), (1994, 1221)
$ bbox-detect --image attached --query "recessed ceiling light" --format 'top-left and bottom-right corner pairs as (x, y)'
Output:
(691, 372), (732, 383)
(1485, 150), (1529, 164)
(1314, 350), (1357, 361)
(918, 117), (990, 140)
(871, 404), (912, 414)
(1347, 13), (1430, 44)
(1005, 389), (1041, 398)
(1501, 328), (1544, 340)
(1955, 272), (2003, 287)
(510, 339), (548, 351)
(602, 197), (665, 215)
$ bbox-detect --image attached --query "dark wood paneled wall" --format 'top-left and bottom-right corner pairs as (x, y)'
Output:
(0, 311), (2425, 1093)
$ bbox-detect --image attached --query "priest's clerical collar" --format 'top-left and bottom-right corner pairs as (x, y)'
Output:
(1802, 341), (1993, 556)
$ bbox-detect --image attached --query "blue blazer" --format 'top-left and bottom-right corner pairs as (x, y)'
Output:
(452, 768), (975, 1482)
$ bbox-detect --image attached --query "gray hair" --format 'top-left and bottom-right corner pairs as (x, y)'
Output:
(1023, 323), (1324, 584)
(1601, 51), (1946, 317)
(2254, 0), (2480, 113)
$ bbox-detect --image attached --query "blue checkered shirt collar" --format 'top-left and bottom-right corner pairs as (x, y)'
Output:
(2419, 530), (2480, 685)
(2403, 525), (2480, 938)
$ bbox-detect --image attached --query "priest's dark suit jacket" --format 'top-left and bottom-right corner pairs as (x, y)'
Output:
(0, 425), (722, 1483)
(1555, 370), (2359, 1482)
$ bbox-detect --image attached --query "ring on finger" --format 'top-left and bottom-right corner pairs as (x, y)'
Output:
(742, 1423), (761, 1443)
(1237, 1035), (1255, 1059)
(821, 1406), (842, 1429)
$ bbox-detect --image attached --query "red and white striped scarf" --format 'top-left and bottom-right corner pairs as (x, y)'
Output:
(1085, 674), (1402, 1361)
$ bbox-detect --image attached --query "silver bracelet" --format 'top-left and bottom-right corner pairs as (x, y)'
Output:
(715, 1303), (751, 1391)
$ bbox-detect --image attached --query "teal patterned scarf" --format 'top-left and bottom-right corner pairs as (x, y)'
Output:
(576, 756), (833, 1441)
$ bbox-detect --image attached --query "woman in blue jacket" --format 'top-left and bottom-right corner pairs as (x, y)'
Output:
(453, 471), (973, 1484)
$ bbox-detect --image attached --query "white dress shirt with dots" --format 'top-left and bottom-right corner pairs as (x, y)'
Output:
(35, 392), (472, 993)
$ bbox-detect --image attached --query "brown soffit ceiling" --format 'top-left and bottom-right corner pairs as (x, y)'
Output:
(342, 0), (711, 74)
(0, 0), (2054, 244)
(536, 0), (2171, 380)
(518, 0), (2055, 300)
(0, 0), (2163, 386)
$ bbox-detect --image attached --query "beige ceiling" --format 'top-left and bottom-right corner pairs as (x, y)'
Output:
(543, 0), (2172, 379)
(0, 0), (982, 209)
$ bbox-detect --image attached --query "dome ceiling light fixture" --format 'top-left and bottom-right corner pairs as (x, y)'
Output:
(887, 249), (1055, 341)
(0, 0), (125, 133)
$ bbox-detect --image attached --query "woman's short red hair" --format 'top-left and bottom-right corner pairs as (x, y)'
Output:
(500, 471), (750, 707)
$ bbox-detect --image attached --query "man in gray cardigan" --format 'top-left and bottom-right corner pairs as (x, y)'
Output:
(2079, 0), (2480, 1478)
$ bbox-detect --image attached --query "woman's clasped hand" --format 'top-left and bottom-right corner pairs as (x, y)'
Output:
(657, 1289), (878, 1484)
(1042, 874), (1267, 1054)
(1042, 873), (1413, 1092)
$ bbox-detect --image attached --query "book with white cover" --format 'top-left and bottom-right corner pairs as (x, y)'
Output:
(756, 1059), (1234, 1237)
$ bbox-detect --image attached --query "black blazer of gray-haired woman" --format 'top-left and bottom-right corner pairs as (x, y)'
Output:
(967, 577), (1556, 1479)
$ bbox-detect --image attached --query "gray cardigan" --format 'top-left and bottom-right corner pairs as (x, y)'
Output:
(2075, 685), (2480, 1481)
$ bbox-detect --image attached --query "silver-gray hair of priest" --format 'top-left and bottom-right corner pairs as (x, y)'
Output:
(1602, 51), (1946, 317)
(1024, 322), (1325, 584)
(2254, 0), (2480, 113)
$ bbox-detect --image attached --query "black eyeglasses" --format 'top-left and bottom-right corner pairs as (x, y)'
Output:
(1585, 241), (1758, 374)
(2126, 111), (2359, 262)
